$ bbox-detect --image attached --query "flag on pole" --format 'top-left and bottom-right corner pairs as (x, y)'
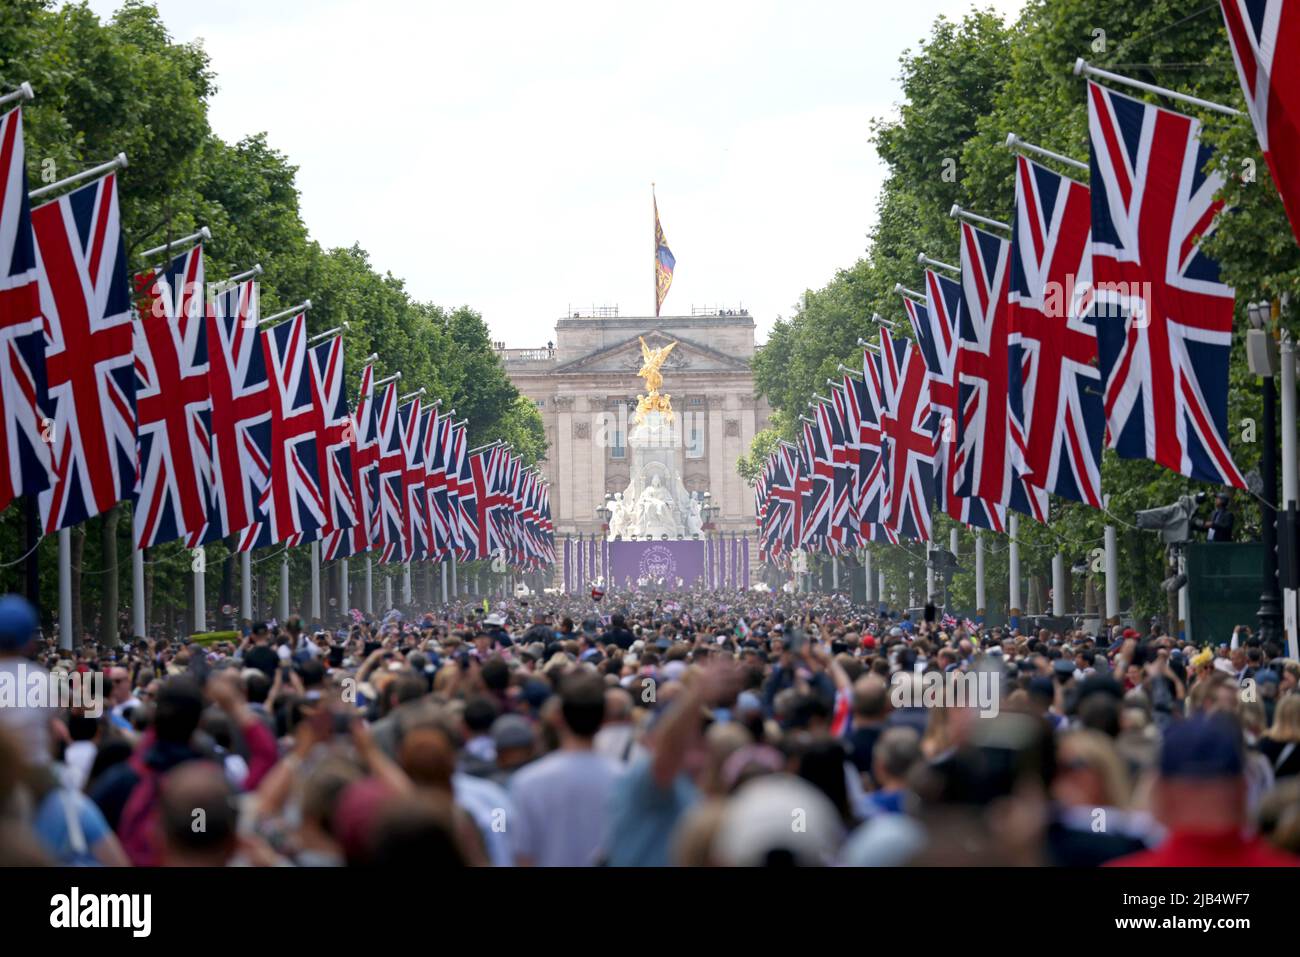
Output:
(880, 330), (936, 542)
(376, 380), (408, 563)
(33, 171), (136, 532)
(0, 105), (52, 513)
(1220, 0), (1300, 245)
(654, 193), (675, 317)
(202, 277), (268, 544)
(325, 361), (379, 559)
(1087, 81), (1245, 488)
(1008, 154), (1104, 508)
(131, 243), (212, 548)
(239, 313), (325, 550)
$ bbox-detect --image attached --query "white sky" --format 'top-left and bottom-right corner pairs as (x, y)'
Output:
(89, 0), (1025, 345)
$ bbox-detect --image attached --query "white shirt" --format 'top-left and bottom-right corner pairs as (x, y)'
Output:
(507, 749), (621, 866)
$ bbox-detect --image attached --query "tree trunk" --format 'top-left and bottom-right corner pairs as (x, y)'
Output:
(100, 504), (121, 646)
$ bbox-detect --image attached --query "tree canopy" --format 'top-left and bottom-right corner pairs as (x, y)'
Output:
(746, 0), (1300, 625)
(0, 1), (545, 634)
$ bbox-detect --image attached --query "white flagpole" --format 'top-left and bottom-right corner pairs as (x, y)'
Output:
(58, 528), (72, 651)
(340, 558), (348, 619)
(132, 546), (146, 639)
(975, 530), (986, 622)
(441, 560), (448, 605)
(1104, 522), (1120, 626)
(365, 557), (374, 615)
(1052, 552), (1066, 617)
(384, 573), (393, 612)
(402, 561), (412, 605)
(1008, 515), (1021, 630)
(1072, 58), (1241, 117)
(280, 553), (290, 622)
(310, 541), (321, 621)
(240, 552), (252, 623)
(1281, 329), (1299, 659)
(193, 551), (206, 635)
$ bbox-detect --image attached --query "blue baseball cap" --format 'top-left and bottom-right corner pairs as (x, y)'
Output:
(0, 595), (38, 651)
(1160, 715), (1244, 778)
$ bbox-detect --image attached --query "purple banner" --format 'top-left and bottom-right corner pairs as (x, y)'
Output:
(609, 539), (706, 588)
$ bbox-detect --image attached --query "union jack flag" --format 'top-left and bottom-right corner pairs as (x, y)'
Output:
(324, 361), (379, 560)
(955, 221), (1049, 522)
(880, 329), (935, 541)
(375, 380), (408, 563)
(448, 422), (473, 558)
(203, 278), (268, 543)
(821, 393), (858, 548)
(300, 332), (355, 544)
(132, 243), (211, 548)
(0, 106), (52, 513)
(763, 447), (797, 558)
(470, 445), (507, 560)
(1088, 81), (1245, 488)
(800, 416), (832, 549)
(422, 407), (454, 560)
(456, 437), (482, 561)
(1221, 0), (1300, 245)
(851, 349), (890, 528)
(399, 397), (431, 561)
(907, 273), (1005, 531)
(1008, 155), (1104, 508)
(537, 480), (554, 564)
(239, 314), (326, 550)
(33, 172), (136, 532)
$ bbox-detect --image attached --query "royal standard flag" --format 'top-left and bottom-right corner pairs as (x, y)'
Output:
(655, 195), (675, 316)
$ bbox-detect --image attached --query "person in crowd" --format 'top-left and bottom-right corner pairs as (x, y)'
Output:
(0, 583), (1297, 868)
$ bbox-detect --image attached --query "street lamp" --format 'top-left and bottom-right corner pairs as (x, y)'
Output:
(596, 495), (612, 536)
(1247, 300), (1283, 646)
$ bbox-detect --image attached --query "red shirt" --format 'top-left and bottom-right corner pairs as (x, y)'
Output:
(1107, 828), (1300, 867)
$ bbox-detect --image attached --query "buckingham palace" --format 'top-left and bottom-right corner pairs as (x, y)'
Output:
(496, 307), (772, 543)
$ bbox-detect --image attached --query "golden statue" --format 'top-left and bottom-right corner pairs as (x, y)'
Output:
(634, 336), (678, 425)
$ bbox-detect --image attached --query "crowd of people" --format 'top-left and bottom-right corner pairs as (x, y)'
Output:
(1, 584), (1299, 867)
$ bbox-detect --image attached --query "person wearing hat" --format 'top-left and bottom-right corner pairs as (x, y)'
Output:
(1108, 714), (1300, 866)
(0, 595), (51, 768)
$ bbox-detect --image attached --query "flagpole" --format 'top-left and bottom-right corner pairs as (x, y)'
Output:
(313, 543), (325, 623)
(139, 226), (212, 263)
(128, 540), (146, 639)
(974, 530), (986, 623)
(1072, 58), (1241, 117)
(0, 81), (34, 109)
(365, 557), (374, 615)
(1052, 552), (1066, 617)
(280, 552), (290, 622)
(193, 548), (206, 635)
(340, 558), (348, 620)
(652, 183), (657, 318)
(58, 528), (72, 651)
(241, 552), (253, 624)
(29, 153), (128, 202)
(1008, 514), (1021, 632)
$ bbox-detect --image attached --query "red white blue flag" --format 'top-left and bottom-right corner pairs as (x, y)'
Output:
(33, 172), (136, 532)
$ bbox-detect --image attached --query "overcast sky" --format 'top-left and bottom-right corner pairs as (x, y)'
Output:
(89, 0), (1024, 345)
